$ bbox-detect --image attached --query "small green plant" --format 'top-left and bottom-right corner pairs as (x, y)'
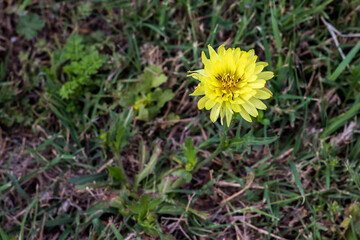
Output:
(42, 34), (109, 115)
(121, 65), (174, 121)
(110, 193), (163, 236)
(16, 13), (45, 40)
(0, 45), (44, 127)
(173, 137), (198, 172)
(100, 109), (135, 165)
(58, 34), (108, 100)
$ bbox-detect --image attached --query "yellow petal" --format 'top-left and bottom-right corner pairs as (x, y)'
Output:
(225, 102), (233, 127)
(254, 62), (268, 74)
(206, 90), (219, 100)
(246, 75), (257, 82)
(249, 97), (267, 110)
(235, 54), (248, 76)
(241, 100), (258, 117)
(242, 93), (254, 101)
(245, 65), (255, 78)
(256, 61), (268, 67)
(198, 96), (208, 109)
(233, 98), (244, 105)
(248, 49), (255, 57)
(217, 45), (225, 56)
(237, 81), (247, 88)
(248, 80), (266, 89)
(231, 103), (241, 112)
(202, 51), (210, 66)
(208, 45), (218, 60)
(257, 71), (274, 80)
(224, 49), (236, 73)
(190, 85), (205, 96)
(187, 69), (206, 79)
(233, 47), (241, 60)
(246, 55), (257, 66)
(205, 98), (217, 110)
(220, 102), (225, 118)
(210, 102), (221, 122)
(254, 88), (273, 99)
(239, 87), (253, 95)
(239, 105), (252, 122)
(204, 64), (214, 77)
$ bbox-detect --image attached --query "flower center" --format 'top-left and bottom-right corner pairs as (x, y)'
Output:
(219, 72), (239, 92)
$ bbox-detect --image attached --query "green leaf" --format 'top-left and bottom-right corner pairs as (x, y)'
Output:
(229, 135), (278, 147)
(107, 166), (126, 183)
(67, 172), (108, 184)
(135, 143), (161, 188)
(182, 137), (198, 171)
(114, 126), (126, 150)
(63, 35), (85, 61)
(16, 13), (45, 40)
(137, 104), (149, 121)
(156, 89), (174, 108)
(171, 169), (192, 183)
(77, 2), (92, 19)
(139, 65), (167, 93)
(148, 65), (167, 88)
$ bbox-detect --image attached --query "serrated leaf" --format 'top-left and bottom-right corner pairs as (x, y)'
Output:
(63, 35), (85, 61)
(16, 13), (45, 40)
(77, 2), (92, 19)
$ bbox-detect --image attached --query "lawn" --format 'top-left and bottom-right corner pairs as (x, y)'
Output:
(1, 0), (360, 239)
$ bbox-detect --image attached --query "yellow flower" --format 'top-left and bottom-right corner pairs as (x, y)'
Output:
(134, 97), (145, 110)
(189, 45), (273, 126)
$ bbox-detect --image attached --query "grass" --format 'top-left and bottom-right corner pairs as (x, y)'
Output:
(1, 0), (360, 239)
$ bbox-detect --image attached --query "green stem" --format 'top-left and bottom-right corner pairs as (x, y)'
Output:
(194, 124), (228, 172)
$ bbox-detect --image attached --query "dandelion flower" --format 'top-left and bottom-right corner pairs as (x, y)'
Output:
(189, 45), (273, 126)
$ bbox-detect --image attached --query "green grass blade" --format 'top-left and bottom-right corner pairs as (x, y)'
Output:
(320, 101), (360, 138)
(110, 222), (124, 240)
(289, 159), (306, 204)
(8, 174), (31, 202)
(270, 1), (282, 53)
(0, 227), (9, 240)
(329, 41), (360, 81)
(67, 172), (108, 185)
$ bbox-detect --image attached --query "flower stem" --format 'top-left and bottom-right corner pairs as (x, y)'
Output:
(194, 124), (228, 172)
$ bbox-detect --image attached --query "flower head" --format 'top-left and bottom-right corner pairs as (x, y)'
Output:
(189, 45), (273, 126)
